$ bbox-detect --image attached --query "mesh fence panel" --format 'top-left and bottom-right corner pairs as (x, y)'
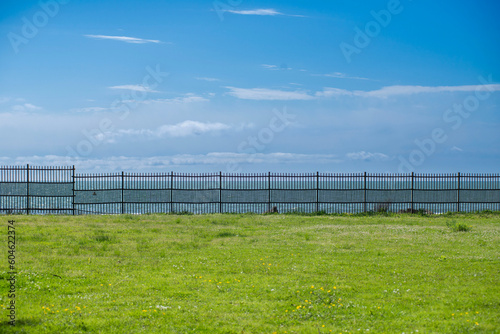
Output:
(1, 168), (499, 214)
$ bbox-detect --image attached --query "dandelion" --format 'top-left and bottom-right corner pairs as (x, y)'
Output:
(142, 310), (147, 312)
(311, 285), (314, 289)
(334, 286), (337, 289)
(475, 322), (479, 326)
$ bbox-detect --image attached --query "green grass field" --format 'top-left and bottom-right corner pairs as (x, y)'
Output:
(1, 212), (499, 333)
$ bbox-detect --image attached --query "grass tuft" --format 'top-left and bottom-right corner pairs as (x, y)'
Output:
(446, 219), (472, 232)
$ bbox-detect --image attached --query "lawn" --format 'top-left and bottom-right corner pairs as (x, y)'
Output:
(1, 212), (499, 333)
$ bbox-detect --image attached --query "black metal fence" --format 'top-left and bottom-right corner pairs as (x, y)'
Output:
(1, 165), (499, 215)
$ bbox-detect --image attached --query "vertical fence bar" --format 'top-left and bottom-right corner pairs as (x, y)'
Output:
(411, 172), (414, 212)
(121, 171), (125, 214)
(26, 164), (30, 215)
(170, 171), (173, 213)
(457, 172), (461, 213)
(268, 172), (271, 212)
(363, 172), (367, 213)
(219, 171), (222, 214)
(72, 165), (76, 215)
(316, 171), (319, 213)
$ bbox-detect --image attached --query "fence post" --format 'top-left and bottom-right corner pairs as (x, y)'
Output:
(363, 172), (367, 213)
(121, 171), (125, 214)
(26, 164), (30, 215)
(268, 172), (271, 212)
(411, 172), (414, 212)
(219, 171), (222, 214)
(457, 172), (461, 213)
(316, 172), (319, 213)
(72, 165), (76, 215)
(170, 171), (173, 213)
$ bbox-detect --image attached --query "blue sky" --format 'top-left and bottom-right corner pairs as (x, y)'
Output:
(1, 0), (499, 173)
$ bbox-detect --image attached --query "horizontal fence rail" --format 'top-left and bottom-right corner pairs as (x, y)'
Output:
(1, 166), (499, 215)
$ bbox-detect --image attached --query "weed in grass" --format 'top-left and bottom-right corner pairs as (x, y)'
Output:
(446, 219), (472, 232)
(94, 234), (112, 242)
(216, 231), (237, 238)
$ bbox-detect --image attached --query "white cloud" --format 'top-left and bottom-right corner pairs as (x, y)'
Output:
(105, 121), (232, 142)
(109, 85), (159, 93)
(451, 146), (463, 152)
(72, 107), (108, 113)
(1, 153), (341, 172)
(225, 9), (283, 16)
(125, 95), (210, 105)
(0, 97), (11, 104)
(156, 121), (230, 137)
(261, 64), (292, 71)
(362, 84), (500, 98)
(11, 103), (42, 112)
(84, 34), (162, 44)
(317, 83), (500, 99)
(346, 151), (390, 161)
(319, 72), (371, 81)
(196, 77), (220, 82)
(226, 87), (314, 100)
(225, 8), (306, 17)
(261, 64), (279, 70)
(315, 87), (354, 98)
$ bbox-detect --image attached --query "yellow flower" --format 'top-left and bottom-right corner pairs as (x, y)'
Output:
(311, 285), (314, 289)
(475, 322), (479, 326)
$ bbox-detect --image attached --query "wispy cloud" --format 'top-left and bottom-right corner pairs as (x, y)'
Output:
(226, 87), (314, 100)
(109, 85), (159, 93)
(196, 77), (220, 82)
(84, 34), (162, 44)
(261, 64), (292, 71)
(225, 8), (305, 17)
(318, 72), (372, 81)
(317, 84), (500, 99)
(362, 84), (500, 98)
(11, 103), (42, 112)
(2, 153), (341, 172)
(72, 107), (108, 113)
(225, 9), (282, 16)
(107, 121), (232, 142)
(346, 151), (390, 161)
(125, 95), (210, 105)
